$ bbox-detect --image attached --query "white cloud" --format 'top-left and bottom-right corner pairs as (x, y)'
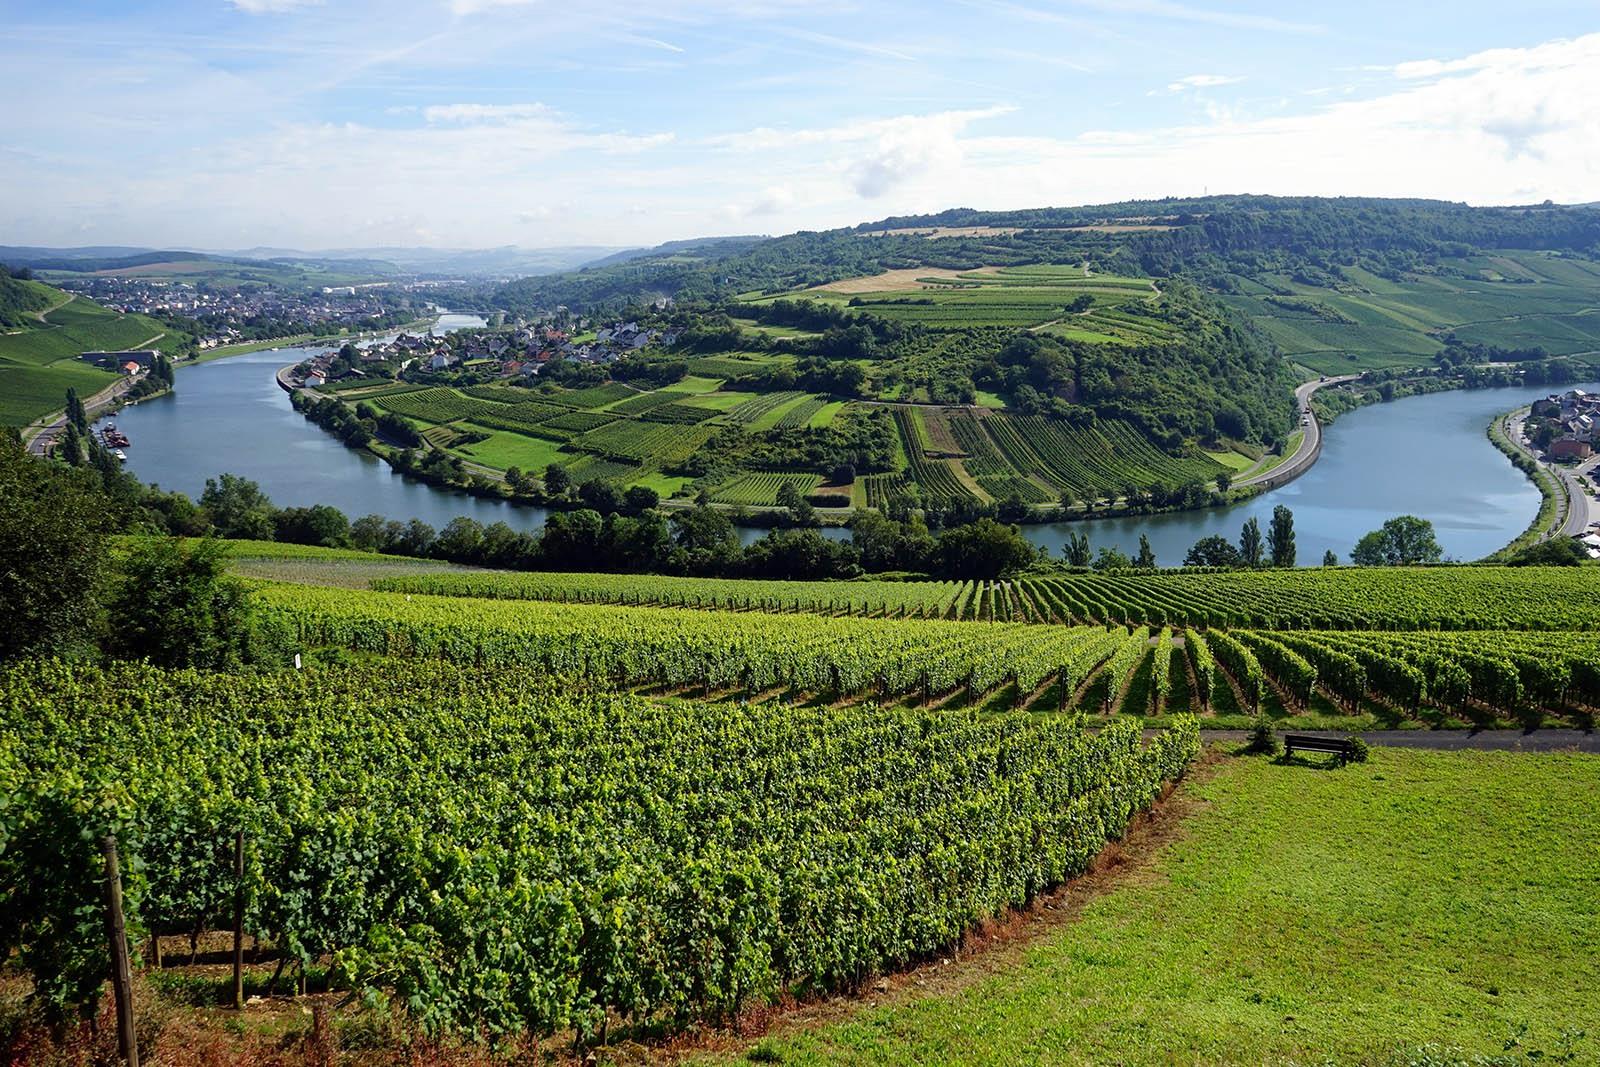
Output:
(423, 103), (559, 124)
(226, 0), (321, 12)
(1166, 73), (1243, 92)
(747, 185), (796, 215)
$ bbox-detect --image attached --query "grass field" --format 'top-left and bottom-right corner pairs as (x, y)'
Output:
(453, 426), (567, 471)
(710, 748), (1600, 1066)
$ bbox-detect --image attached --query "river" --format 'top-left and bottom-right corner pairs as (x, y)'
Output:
(95, 338), (1594, 563)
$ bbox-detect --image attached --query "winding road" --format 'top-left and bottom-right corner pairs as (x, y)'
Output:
(1234, 374), (1361, 490)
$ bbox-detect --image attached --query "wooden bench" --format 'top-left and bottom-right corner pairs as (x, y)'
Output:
(1283, 734), (1356, 762)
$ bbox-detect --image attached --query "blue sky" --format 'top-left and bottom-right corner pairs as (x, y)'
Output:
(3, 0), (1597, 250)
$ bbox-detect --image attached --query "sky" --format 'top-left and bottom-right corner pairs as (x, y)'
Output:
(2, 0), (1598, 252)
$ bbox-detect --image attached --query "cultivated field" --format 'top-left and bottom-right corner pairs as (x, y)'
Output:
(1219, 250), (1600, 374)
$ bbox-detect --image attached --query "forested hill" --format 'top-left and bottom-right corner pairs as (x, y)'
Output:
(0, 266), (55, 328)
(493, 196), (1600, 313)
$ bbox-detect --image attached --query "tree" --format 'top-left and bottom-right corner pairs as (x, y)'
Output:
(1063, 530), (1092, 567)
(433, 517), (486, 562)
(1135, 534), (1157, 570)
(1216, 470), (1232, 493)
(1056, 489), (1077, 514)
(351, 513), (391, 552)
(578, 478), (624, 514)
(273, 504), (350, 548)
(996, 494), (1031, 524)
(104, 538), (267, 670)
(1268, 505), (1296, 567)
(543, 463), (571, 497)
(200, 473), (276, 540)
(1238, 517), (1264, 567)
(0, 432), (106, 662)
(623, 485), (660, 513)
(934, 519), (1036, 578)
(671, 504), (740, 574)
(1092, 546), (1132, 571)
(1185, 534), (1241, 568)
(1351, 515), (1444, 566)
(64, 388), (87, 431)
(1322, 549), (1339, 567)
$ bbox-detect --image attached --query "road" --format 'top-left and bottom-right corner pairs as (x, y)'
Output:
(24, 374), (143, 456)
(1557, 454), (1599, 537)
(1234, 374), (1361, 490)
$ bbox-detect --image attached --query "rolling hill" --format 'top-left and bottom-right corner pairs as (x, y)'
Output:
(0, 275), (183, 426)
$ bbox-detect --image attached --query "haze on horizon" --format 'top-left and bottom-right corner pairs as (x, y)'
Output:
(3, 0), (1598, 254)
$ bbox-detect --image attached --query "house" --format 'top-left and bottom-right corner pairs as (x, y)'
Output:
(428, 352), (457, 371)
(304, 371), (326, 387)
(1549, 437), (1593, 461)
(120, 361), (142, 376)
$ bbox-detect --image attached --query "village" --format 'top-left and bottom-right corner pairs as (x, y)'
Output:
(293, 315), (677, 387)
(1529, 387), (1600, 461)
(57, 275), (418, 350)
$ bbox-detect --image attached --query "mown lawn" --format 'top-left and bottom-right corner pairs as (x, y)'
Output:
(709, 749), (1599, 1065)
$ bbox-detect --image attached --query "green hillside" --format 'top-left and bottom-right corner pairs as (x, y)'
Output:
(0, 281), (183, 426)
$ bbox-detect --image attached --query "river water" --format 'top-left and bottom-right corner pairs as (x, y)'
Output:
(96, 334), (1593, 563)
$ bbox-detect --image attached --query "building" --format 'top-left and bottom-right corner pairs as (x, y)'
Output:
(80, 349), (158, 369)
(119, 361), (142, 376)
(1549, 437), (1593, 461)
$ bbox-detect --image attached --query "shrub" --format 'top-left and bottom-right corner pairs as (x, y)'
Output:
(1345, 735), (1372, 764)
(1244, 715), (1279, 756)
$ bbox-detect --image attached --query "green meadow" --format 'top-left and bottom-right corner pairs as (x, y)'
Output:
(709, 748), (1600, 1066)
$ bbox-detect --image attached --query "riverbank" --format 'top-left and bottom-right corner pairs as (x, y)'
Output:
(1484, 406), (1563, 558)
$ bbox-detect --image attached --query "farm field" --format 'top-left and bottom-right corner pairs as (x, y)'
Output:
(705, 748), (1600, 1066)
(0, 287), (180, 425)
(1219, 250), (1600, 374)
(235, 568), (1600, 730)
(744, 264), (1176, 340)
(365, 563), (1600, 631)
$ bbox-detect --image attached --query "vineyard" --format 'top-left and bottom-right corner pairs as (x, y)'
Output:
(367, 566), (1600, 631)
(708, 471), (823, 506)
(0, 659), (1198, 1038)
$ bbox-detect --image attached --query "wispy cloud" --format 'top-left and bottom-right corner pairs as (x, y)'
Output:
(227, 0), (322, 13)
(1166, 73), (1243, 92)
(778, 27), (918, 62)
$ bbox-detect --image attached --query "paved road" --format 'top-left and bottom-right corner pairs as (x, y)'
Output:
(1191, 729), (1600, 752)
(24, 374), (142, 455)
(1558, 454), (1599, 537)
(1235, 374), (1361, 490)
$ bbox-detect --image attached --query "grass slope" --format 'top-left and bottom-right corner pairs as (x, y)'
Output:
(0, 288), (187, 425)
(718, 748), (1599, 1066)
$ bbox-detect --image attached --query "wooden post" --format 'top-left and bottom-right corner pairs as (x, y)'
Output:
(232, 830), (245, 1010)
(101, 835), (140, 1067)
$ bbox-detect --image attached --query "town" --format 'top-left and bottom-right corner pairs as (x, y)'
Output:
(56, 275), (427, 350)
